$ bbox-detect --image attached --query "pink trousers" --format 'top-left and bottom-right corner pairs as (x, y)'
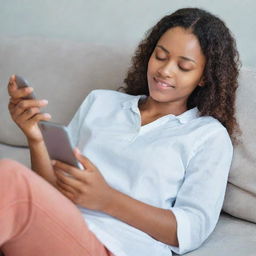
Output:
(0, 159), (114, 256)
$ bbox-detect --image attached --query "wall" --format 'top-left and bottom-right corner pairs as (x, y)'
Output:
(0, 0), (255, 67)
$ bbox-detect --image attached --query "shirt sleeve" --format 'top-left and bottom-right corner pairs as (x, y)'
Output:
(67, 90), (95, 147)
(169, 127), (233, 254)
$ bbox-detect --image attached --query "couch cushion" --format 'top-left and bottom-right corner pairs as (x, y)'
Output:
(1, 36), (256, 225)
(180, 213), (256, 256)
(0, 143), (30, 167)
(0, 37), (125, 146)
(222, 68), (256, 223)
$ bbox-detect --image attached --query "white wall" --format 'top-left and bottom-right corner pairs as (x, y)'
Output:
(0, 0), (255, 67)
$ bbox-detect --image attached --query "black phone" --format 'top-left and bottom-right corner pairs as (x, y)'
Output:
(15, 75), (36, 99)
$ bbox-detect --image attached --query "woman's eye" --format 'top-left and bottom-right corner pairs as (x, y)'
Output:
(154, 53), (191, 72)
(155, 55), (166, 61)
(179, 66), (190, 72)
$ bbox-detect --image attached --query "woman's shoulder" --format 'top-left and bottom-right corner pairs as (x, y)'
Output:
(196, 114), (224, 130)
(186, 107), (225, 132)
(88, 89), (133, 99)
(85, 89), (136, 106)
(192, 113), (233, 148)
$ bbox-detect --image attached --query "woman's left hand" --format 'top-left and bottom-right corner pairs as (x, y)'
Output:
(52, 148), (114, 212)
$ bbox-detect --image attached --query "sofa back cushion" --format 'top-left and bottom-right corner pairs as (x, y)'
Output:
(1, 37), (256, 224)
(222, 68), (256, 223)
(0, 37), (125, 146)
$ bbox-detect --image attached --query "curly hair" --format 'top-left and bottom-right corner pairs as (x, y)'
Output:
(119, 8), (241, 144)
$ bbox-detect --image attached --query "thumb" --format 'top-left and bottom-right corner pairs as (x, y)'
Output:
(8, 75), (17, 93)
(74, 148), (95, 171)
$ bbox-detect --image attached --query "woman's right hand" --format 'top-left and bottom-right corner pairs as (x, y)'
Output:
(7, 75), (52, 143)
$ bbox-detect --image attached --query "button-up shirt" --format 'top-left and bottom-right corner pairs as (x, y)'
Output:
(67, 89), (233, 256)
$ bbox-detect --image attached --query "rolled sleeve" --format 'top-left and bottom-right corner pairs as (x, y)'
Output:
(169, 127), (233, 254)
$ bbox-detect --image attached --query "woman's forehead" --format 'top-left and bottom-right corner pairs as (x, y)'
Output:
(156, 27), (204, 61)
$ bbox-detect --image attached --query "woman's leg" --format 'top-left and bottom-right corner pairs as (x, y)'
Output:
(0, 159), (113, 256)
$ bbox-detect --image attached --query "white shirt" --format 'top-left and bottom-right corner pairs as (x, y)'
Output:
(67, 89), (233, 256)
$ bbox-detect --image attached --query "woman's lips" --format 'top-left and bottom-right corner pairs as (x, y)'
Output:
(153, 77), (175, 90)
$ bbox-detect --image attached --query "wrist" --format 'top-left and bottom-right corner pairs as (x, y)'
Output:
(27, 138), (44, 147)
(102, 187), (121, 215)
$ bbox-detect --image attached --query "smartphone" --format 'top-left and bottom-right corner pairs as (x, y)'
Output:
(39, 121), (83, 170)
(15, 75), (36, 99)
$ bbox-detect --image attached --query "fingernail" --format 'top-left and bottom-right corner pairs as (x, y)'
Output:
(51, 160), (56, 165)
(9, 79), (14, 86)
(41, 99), (48, 104)
(44, 113), (51, 119)
(26, 87), (33, 92)
(74, 147), (81, 154)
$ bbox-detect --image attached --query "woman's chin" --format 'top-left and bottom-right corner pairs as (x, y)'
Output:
(148, 89), (172, 103)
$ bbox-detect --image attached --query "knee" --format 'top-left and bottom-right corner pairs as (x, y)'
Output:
(0, 159), (33, 194)
(0, 159), (30, 178)
(0, 158), (25, 170)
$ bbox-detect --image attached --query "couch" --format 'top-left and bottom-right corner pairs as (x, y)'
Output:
(0, 37), (256, 256)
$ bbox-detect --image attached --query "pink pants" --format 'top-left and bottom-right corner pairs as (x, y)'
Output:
(0, 159), (114, 256)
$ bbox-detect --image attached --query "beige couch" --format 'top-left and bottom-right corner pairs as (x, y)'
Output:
(0, 37), (256, 255)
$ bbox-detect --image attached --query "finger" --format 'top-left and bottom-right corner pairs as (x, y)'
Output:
(56, 183), (76, 202)
(8, 101), (18, 114)
(11, 99), (48, 119)
(12, 106), (36, 122)
(9, 96), (24, 105)
(14, 112), (51, 127)
(15, 107), (40, 122)
(8, 84), (34, 99)
(7, 75), (17, 95)
(53, 160), (85, 181)
(55, 175), (78, 195)
(7, 74), (35, 99)
(16, 99), (48, 111)
(54, 167), (83, 190)
(73, 148), (95, 171)
(53, 160), (75, 173)
(8, 98), (23, 115)
(28, 112), (52, 123)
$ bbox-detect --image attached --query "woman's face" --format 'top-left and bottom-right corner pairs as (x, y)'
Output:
(147, 26), (206, 110)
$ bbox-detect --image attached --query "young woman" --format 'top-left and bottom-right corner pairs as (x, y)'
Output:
(1, 7), (240, 256)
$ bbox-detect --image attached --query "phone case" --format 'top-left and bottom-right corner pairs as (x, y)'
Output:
(15, 75), (36, 99)
(39, 121), (82, 169)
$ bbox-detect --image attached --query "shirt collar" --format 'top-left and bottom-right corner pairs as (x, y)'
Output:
(121, 94), (200, 124)
(177, 107), (199, 124)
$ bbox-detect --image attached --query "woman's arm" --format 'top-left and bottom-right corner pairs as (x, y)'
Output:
(104, 187), (178, 246)
(53, 149), (178, 247)
(7, 75), (56, 185)
(28, 140), (56, 186)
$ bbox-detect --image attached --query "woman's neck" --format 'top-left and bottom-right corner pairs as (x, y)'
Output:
(139, 96), (187, 118)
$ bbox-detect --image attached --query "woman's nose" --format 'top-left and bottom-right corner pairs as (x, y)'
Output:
(157, 61), (176, 78)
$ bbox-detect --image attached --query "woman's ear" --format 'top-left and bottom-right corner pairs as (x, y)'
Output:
(198, 77), (205, 87)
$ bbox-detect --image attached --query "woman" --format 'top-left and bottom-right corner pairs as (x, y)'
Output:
(1, 7), (240, 256)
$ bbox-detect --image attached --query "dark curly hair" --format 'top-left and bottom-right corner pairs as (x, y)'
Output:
(119, 8), (241, 144)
